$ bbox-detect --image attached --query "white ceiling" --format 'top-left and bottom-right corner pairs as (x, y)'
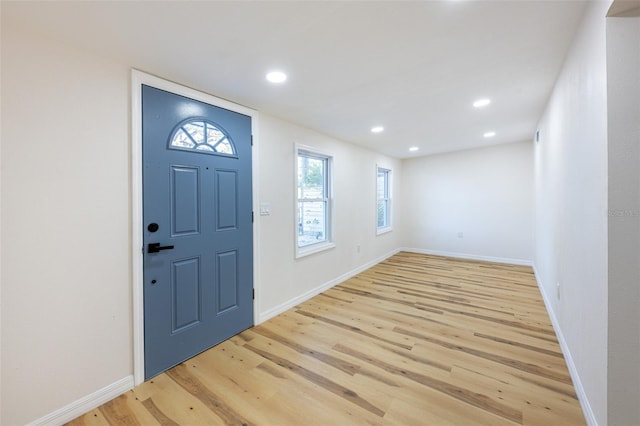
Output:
(2, 0), (589, 158)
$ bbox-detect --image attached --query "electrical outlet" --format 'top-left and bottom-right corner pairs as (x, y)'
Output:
(356, 244), (361, 253)
(556, 282), (561, 300)
(457, 232), (464, 238)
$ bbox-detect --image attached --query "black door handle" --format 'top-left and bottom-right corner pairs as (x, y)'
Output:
(148, 243), (175, 253)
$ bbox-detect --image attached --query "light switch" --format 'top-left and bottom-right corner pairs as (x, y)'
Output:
(260, 202), (271, 216)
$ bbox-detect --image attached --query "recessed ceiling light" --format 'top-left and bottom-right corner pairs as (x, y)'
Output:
(266, 71), (287, 83)
(371, 126), (384, 133)
(473, 98), (491, 108)
(483, 131), (496, 138)
(409, 146), (419, 152)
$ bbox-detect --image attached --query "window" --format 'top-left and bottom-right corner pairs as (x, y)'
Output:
(169, 119), (236, 156)
(377, 167), (392, 234)
(296, 147), (334, 257)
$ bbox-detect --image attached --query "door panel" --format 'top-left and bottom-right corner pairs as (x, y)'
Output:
(142, 85), (253, 379)
(171, 166), (200, 236)
(216, 170), (238, 230)
(171, 257), (201, 332)
(217, 250), (239, 313)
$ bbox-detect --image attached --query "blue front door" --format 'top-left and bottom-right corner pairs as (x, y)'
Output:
(142, 85), (253, 379)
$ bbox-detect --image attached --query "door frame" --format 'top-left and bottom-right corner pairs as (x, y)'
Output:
(131, 70), (260, 385)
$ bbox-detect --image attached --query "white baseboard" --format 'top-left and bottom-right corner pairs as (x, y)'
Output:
(257, 248), (401, 324)
(28, 375), (134, 426)
(401, 247), (533, 266)
(532, 264), (597, 426)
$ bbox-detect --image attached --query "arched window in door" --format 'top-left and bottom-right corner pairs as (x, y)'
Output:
(169, 119), (236, 156)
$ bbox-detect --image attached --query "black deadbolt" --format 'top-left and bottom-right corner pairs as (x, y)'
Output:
(147, 223), (159, 233)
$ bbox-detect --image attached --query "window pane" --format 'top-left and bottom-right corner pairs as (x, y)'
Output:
(171, 129), (195, 148)
(377, 168), (390, 230)
(377, 200), (387, 227)
(183, 122), (205, 144)
(296, 149), (332, 255)
(298, 201), (327, 247)
(377, 172), (386, 198)
(214, 139), (233, 154)
(298, 156), (325, 199)
(169, 120), (236, 156)
(206, 126), (225, 147)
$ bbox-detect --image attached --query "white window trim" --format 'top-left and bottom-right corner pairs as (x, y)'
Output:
(295, 144), (335, 258)
(376, 165), (393, 235)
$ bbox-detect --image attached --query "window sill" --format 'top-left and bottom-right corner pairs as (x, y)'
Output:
(376, 226), (393, 236)
(296, 241), (336, 259)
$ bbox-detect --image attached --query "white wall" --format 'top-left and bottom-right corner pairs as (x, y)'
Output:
(0, 3), (3, 418)
(606, 15), (640, 426)
(401, 142), (533, 264)
(1, 24), (133, 426)
(257, 116), (402, 319)
(0, 23), (402, 425)
(533, 2), (611, 425)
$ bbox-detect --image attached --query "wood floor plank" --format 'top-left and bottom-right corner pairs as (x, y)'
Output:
(165, 363), (254, 425)
(96, 395), (140, 426)
(381, 384), (520, 426)
(141, 398), (179, 426)
(244, 342), (385, 417)
(249, 324), (362, 375)
(142, 371), (232, 425)
(67, 252), (585, 425)
(66, 409), (111, 426)
(333, 343), (523, 424)
(294, 308), (415, 350)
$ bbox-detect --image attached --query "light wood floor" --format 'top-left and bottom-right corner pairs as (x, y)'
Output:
(68, 252), (585, 425)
